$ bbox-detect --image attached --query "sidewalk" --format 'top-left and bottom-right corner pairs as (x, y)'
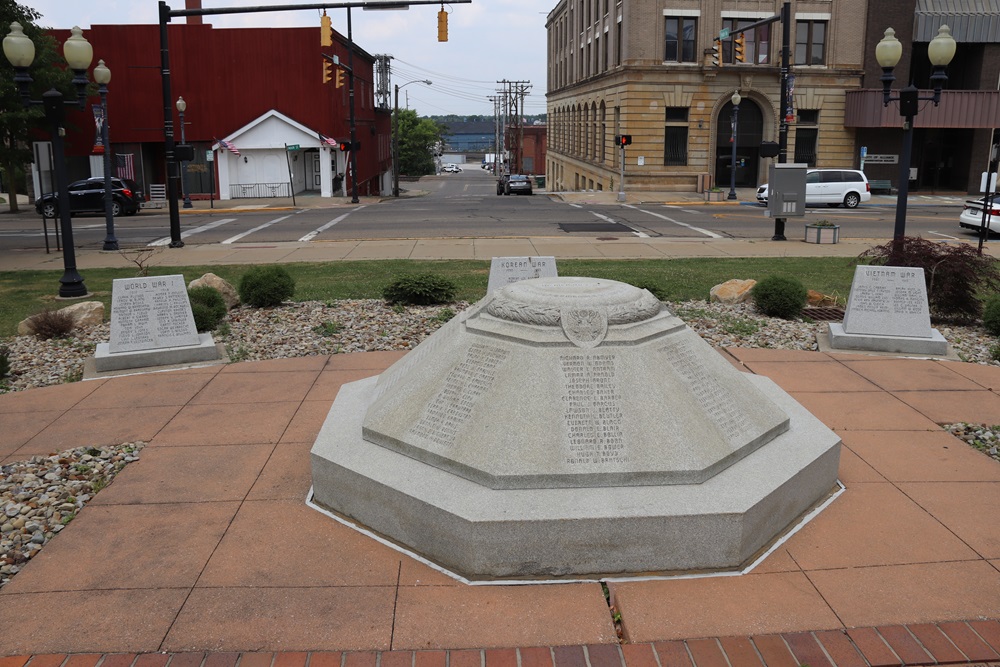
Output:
(1, 350), (1000, 665)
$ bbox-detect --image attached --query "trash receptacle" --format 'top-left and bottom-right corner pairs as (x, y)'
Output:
(535, 176), (546, 189)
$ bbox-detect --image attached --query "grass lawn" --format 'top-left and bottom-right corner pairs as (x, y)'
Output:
(0, 256), (864, 337)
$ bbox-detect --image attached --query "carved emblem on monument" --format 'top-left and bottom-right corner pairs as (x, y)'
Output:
(561, 307), (608, 348)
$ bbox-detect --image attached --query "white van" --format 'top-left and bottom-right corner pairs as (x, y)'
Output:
(756, 169), (871, 208)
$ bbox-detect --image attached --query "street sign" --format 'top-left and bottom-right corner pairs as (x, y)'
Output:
(287, 144), (301, 151)
(719, 28), (730, 40)
(206, 150), (214, 162)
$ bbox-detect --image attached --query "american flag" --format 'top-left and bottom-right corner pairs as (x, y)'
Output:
(116, 153), (135, 181)
(219, 139), (241, 156)
(319, 134), (338, 148)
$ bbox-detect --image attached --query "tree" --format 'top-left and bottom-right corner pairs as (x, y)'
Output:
(397, 108), (446, 176)
(1, 1), (72, 213)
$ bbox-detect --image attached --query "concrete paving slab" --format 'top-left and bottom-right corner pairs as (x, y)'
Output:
(344, 240), (418, 259)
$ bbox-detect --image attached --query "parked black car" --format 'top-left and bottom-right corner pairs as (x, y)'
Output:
(35, 177), (144, 218)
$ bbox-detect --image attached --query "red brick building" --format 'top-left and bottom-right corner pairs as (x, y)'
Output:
(42, 11), (391, 200)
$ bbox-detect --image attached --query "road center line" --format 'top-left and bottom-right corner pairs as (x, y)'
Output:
(299, 205), (366, 242)
(623, 204), (722, 238)
(221, 215), (292, 244)
(147, 218), (237, 246)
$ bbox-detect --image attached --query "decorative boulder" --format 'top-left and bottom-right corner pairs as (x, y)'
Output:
(710, 279), (757, 304)
(188, 273), (240, 309)
(17, 301), (105, 335)
(807, 290), (838, 307)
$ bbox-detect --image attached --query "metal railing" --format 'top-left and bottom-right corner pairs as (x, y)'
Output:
(229, 182), (291, 198)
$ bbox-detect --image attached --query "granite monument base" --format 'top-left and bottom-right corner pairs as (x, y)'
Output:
(827, 322), (948, 355)
(94, 333), (221, 372)
(312, 374), (839, 578)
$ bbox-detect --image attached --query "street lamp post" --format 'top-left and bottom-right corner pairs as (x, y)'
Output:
(728, 90), (741, 201)
(393, 79), (431, 197)
(876, 25), (957, 251)
(176, 96), (192, 208)
(93, 59), (118, 251)
(3, 23), (95, 297)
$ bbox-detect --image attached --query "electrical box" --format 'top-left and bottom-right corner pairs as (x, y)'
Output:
(767, 163), (807, 218)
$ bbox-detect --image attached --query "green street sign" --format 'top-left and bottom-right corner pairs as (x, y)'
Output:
(719, 28), (730, 40)
(287, 144), (301, 151)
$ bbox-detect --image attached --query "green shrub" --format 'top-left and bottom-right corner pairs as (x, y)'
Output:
(382, 273), (457, 305)
(984, 294), (1000, 336)
(860, 237), (1000, 323)
(238, 266), (296, 308)
(188, 285), (227, 332)
(0, 344), (10, 379)
(751, 275), (808, 319)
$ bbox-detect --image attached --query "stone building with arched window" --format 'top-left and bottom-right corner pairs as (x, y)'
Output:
(544, 0), (866, 194)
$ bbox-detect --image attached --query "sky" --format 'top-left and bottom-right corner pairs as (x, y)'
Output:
(22, 0), (549, 117)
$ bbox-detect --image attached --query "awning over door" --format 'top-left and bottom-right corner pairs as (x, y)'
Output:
(915, 0), (1000, 42)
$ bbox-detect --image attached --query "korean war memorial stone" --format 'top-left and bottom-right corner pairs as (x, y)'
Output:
(94, 275), (222, 371)
(829, 265), (948, 355)
(486, 256), (557, 294)
(311, 277), (842, 579)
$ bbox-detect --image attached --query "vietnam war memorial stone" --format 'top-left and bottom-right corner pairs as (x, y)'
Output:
(828, 266), (948, 355)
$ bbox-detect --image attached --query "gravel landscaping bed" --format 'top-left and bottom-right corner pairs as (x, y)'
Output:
(2, 298), (998, 394)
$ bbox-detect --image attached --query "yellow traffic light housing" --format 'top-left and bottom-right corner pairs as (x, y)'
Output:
(323, 59), (332, 84)
(438, 8), (448, 42)
(335, 69), (345, 88)
(711, 38), (721, 67)
(321, 13), (332, 47)
(734, 33), (746, 63)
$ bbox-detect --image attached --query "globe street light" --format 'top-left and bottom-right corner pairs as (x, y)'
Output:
(3, 23), (95, 297)
(176, 96), (192, 208)
(876, 25), (956, 250)
(93, 59), (118, 251)
(728, 90), (741, 201)
(393, 79), (432, 197)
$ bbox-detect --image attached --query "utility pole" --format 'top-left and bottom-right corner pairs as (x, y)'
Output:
(497, 79), (530, 173)
(374, 54), (392, 110)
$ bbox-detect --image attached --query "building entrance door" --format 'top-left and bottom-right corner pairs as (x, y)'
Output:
(714, 98), (763, 189)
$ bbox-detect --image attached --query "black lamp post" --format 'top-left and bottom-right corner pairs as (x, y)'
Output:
(176, 96), (193, 208)
(393, 79), (431, 197)
(876, 25), (957, 248)
(3, 22), (95, 297)
(728, 90), (741, 201)
(93, 59), (118, 251)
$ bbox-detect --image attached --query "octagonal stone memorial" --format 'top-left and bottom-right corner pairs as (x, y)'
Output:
(311, 277), (841, 579)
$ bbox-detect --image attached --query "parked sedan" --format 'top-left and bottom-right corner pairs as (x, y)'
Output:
(959, 195), (999, 235)
(35, 177), (144, 219)
(504, 174), (533, 196)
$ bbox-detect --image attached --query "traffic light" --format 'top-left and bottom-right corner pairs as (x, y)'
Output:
(616, 134), (632, 147)
(335, 69), (345, 88)
(711, 38), (721, 67)
(438, 8), (448, 41)
(323, 59), (332, 84)
(321, 13), (332, 47)
(339, 141), (350, 152)
(734, 33), (746, 63)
